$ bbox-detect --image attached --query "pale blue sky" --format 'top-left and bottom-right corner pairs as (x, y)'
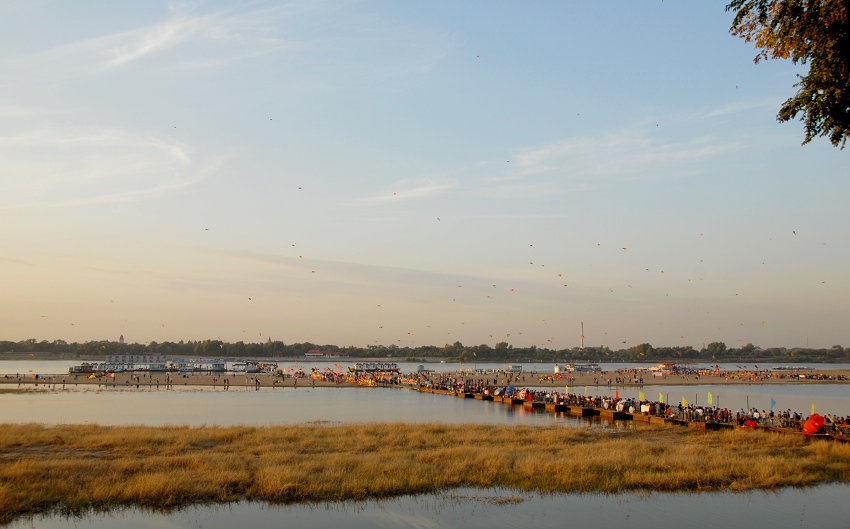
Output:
(1, 1), (847, 350)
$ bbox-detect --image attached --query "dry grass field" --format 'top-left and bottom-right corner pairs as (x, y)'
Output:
(1, 422), (849, 524)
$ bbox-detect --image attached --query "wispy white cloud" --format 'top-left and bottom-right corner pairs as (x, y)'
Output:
(356, 178), (458, 204)
(6, 3), (310, 77)
(491, 130), (737, 188)
(0, 125), (221, 208)
(700, 98), (783, 119)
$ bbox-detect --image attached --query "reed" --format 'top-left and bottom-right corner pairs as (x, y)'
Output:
(1, 422), (849, 523)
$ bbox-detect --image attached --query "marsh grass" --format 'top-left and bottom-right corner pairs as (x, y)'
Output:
(1, 422), (849, 524)
(0, 389), (51, 395)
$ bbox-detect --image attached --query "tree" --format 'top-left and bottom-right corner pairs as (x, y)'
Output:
(727, 0), (850, 147)
(704, 341), (727, 356)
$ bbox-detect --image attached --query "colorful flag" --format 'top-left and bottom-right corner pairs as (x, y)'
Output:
(770, 398), (776, 410)
(812, 402), (816, 415)
(565, 385), (569, 394)
(682, 396), (688, 407)
(615, 390), (619, 399)
(639, 391), (645, 401)
(584, 386), (588, 395)
(659, 393), (664, 403)
(707, 391), (713, 405)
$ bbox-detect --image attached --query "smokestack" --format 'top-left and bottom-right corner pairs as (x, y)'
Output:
(580, 322), (584, 350)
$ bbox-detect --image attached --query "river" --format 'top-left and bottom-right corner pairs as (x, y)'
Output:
(2, 360), (849, 528)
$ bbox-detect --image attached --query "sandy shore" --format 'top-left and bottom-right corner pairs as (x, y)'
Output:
(2, 368), (849, 389)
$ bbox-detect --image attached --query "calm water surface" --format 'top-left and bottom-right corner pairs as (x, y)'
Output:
(9, 485), (850, 529)
(2, 381), (847, 426)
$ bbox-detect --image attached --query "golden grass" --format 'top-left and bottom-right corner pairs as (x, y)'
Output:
(1, 422), (849, 523)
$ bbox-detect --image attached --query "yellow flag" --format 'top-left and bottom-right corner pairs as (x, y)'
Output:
(639, 391), (645, 401)
(682, 396), (688, 407)
(812, 402), (816, 415)
(659, 393), (664, 403)
(584, 386), (588, 395)
(707, 391), (713, 405)
(565, 386), (569, 394)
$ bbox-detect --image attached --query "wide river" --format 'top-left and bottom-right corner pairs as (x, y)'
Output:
(3, 360), (850, 528)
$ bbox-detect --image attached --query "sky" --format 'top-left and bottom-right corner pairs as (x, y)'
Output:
(1, 1), (847, 351)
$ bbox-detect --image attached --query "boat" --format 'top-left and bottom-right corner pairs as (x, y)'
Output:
(231, 362), (259, 373)
(170, 358), (227, 373)
(69, 363), (94, 374)
(566, 363), (600, 373)
(349, 362), (399, 373)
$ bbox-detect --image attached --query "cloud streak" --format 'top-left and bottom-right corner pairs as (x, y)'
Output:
(494, 130), (737, 186)
(5, 3), (307, 77)
(356, 179), (458, 204)
(0, 125), (220, 208)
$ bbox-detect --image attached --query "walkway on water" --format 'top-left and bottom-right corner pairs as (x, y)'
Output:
(415, 387), (850, 442)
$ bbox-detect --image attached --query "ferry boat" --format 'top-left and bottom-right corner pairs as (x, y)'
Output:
(349, 362), (399, 373)
(231, 361), (277, 374)
(566, 362), (600, 373)
(170, 358), (227, 373)
(69, 363), (94, 374)
(231, 362), (258, 373)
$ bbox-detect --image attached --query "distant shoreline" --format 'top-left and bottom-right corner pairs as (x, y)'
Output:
(3, 369), (849, 388)
(1, 353), (847, 365)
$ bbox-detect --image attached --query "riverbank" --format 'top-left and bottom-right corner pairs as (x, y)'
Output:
(1, 422), (850, 524)
(3, 369), (850, 389)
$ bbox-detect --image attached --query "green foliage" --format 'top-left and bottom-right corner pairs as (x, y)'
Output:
(727, 0), (850, 147)
(1, 337), (848, 363)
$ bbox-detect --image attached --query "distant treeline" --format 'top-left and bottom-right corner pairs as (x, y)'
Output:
(1, 339), (847, 364)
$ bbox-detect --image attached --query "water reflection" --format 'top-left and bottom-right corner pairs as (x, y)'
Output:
(0, 386), (644, 428)
(10, 484), (849, 529)
(3, 382), (848, 427)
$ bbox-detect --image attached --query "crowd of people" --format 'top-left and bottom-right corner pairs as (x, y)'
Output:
(416, 372), (850, 437)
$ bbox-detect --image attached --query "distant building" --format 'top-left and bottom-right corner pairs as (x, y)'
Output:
(119, 335), (125, 344)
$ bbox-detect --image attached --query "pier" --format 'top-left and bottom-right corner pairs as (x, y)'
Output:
(414, 385), (850, 442)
